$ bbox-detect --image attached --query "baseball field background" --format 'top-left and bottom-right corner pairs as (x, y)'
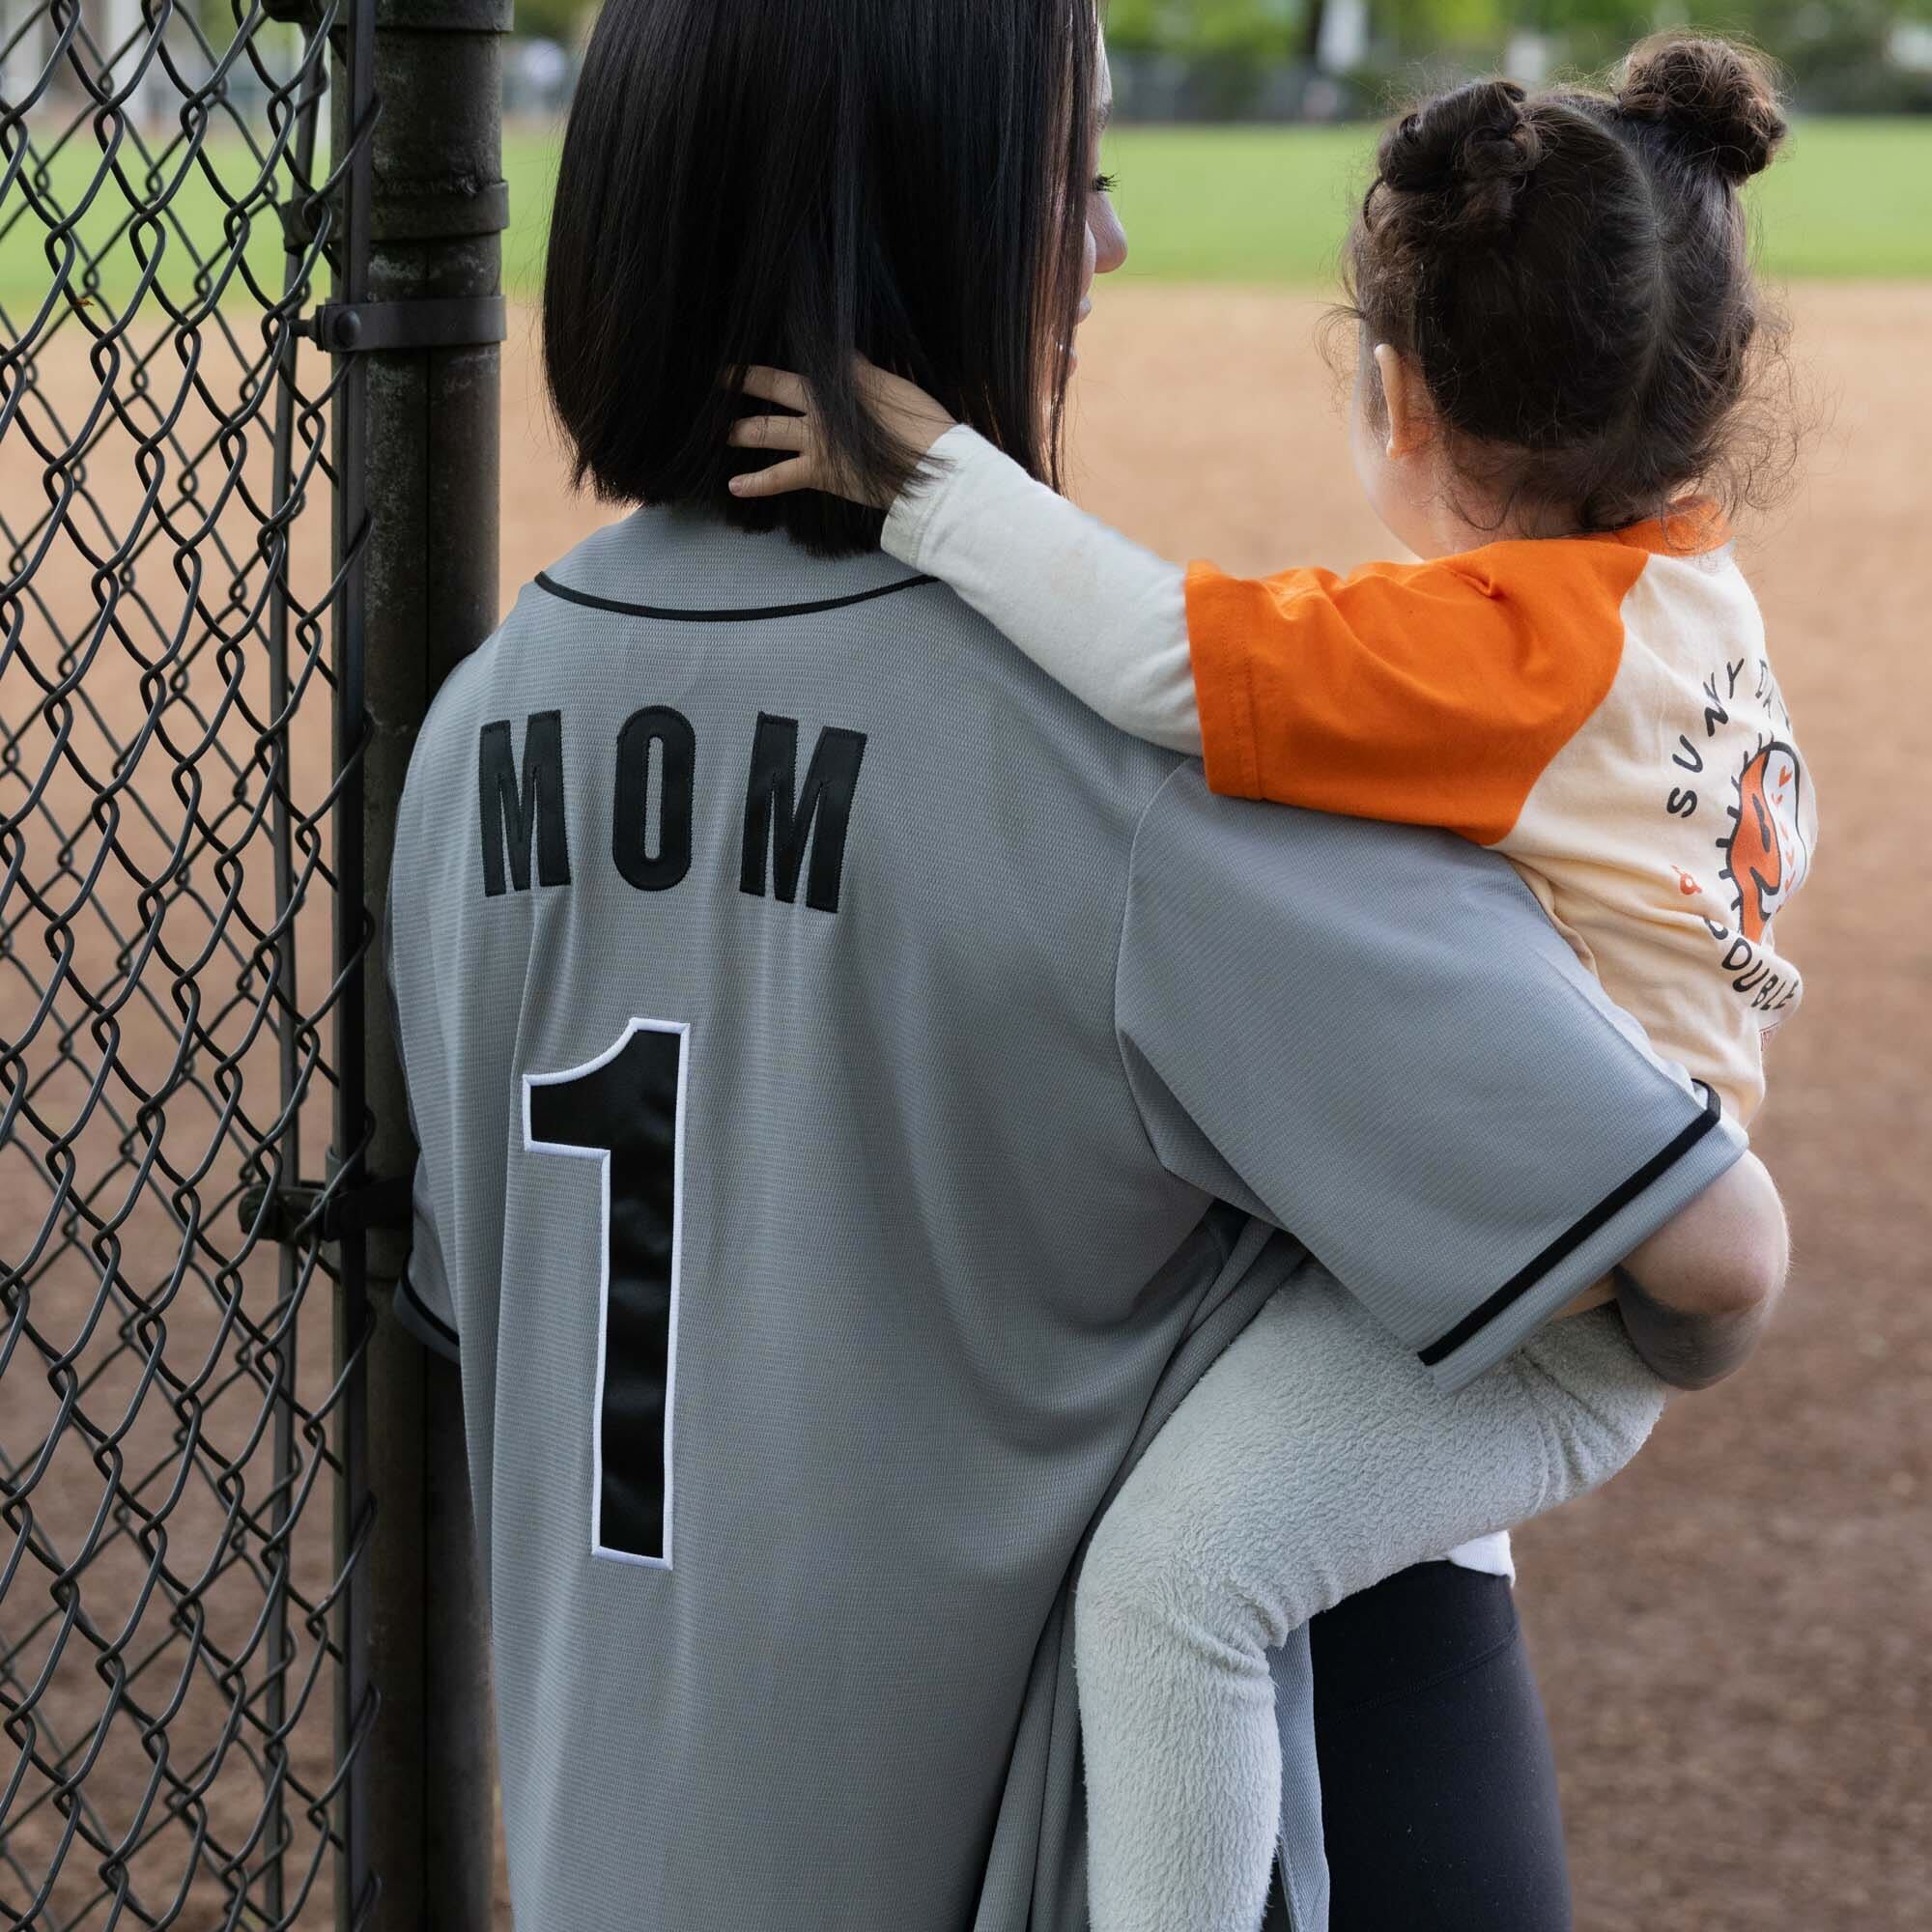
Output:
(1, 100), (1924, 1930)
(488, 115), (1932, 1929)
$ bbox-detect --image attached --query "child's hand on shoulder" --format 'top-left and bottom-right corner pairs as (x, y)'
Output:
(728, 357), (956, 508)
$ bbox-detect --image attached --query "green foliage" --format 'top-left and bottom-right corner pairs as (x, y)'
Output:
(1509, 0), (1652, 38)
(1749, 0), (1932, 111)
(514, 0), (586, 43)
(1100, 0), (1932, 95)
(1107, 0), (1305, 56)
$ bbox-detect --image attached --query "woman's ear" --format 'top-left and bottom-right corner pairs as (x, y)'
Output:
(1373, 344), (1431, 461)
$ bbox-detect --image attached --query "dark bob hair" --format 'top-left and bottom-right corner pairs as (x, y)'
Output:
(543, 0), (1099, 557)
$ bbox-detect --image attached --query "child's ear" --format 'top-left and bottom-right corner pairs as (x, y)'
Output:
(1373, 344), (1432, 461)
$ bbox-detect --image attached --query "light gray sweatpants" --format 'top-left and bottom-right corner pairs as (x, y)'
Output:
(1072, 1270), (1668, 1932)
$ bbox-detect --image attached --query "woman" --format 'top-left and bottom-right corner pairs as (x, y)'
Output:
(393, 7), (1783, 1930)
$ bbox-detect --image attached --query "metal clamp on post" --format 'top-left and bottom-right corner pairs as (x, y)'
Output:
(239, 1167), (418, 1244)
(298, 294), (507, 354)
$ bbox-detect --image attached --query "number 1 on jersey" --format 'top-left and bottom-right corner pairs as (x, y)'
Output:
(525, 1018), (688, 1569)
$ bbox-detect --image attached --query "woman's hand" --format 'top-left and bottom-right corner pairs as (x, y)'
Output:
(727, 358), (958, 508)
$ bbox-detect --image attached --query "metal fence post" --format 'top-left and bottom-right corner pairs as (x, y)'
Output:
(350, 0), (510, 1923)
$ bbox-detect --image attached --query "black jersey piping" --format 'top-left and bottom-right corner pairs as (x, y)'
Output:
(534, 568), (938, 623)
(1417, 1082), (1724, 1369)
(396, 1265), (461, 1355)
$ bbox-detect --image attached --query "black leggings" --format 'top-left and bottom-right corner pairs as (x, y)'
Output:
(1305, 1560), (1573, 1931)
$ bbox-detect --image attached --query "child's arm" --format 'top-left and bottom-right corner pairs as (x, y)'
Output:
(730, 364), (1205, 753)
(728, 362), (1615, 845)
(886, 425), (1203, 753)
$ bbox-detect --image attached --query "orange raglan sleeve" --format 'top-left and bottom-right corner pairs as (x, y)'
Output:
(1184, 546), (1643, 847)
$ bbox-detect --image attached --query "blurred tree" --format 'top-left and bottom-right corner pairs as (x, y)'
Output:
(1108, 0), (1932, 66)
(1747, 0), (1932, 108)
(1070, 2), (1924, 104)
(1109, 0), (1306, 55)
(1301, 0), (1328, 61)
(516, 0), (588, 43)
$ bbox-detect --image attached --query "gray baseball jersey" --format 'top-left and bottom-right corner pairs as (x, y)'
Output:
(384, 504), (1745, 1932)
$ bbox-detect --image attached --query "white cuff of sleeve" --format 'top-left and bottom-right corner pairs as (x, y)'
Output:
(882, 423), (984, 570)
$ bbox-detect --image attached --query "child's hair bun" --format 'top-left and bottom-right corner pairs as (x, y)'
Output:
(1377, 78), (1543, 242)
(1617, 35), (1786, 185)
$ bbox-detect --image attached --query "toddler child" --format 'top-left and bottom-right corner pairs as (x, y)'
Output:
(730, 33), (1807, 1932)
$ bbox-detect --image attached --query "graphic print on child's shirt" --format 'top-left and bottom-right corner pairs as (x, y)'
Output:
(1717, 723), (1808, 958)
(1634, 623), (1812, 1032)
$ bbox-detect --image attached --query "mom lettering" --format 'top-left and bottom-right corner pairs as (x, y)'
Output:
(477, 709), (867, 916)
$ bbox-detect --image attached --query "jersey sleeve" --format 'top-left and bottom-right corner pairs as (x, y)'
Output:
(383, 867), (461, 1362)
(1183, 546), (1640, 845)
(1113, 769), (1747, 1392)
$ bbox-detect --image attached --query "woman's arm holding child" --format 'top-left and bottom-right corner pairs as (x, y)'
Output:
(733, 363), (1795, 1390)
(729, 363), (1205, 753)
(1611, 1149), (1789, 1389)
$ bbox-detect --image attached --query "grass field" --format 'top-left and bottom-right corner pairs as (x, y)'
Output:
(5, 116), (1930, 320)
(498, 115), (1932, 294)
(1094, 116), (1932, 283)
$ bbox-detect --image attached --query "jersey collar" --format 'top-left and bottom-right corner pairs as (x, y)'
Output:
(533, 503), (932, 621)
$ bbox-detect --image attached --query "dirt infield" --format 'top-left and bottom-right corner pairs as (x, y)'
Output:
(499, 283), (1930, 1931)
(4, 281), (1922, 1928)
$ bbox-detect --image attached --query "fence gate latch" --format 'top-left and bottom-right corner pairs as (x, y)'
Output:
(298, 296), (507, 354)
(240, 1169), (418, 1244)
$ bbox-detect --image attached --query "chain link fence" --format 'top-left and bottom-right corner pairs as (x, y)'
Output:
(0, 0), (384, 1922)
